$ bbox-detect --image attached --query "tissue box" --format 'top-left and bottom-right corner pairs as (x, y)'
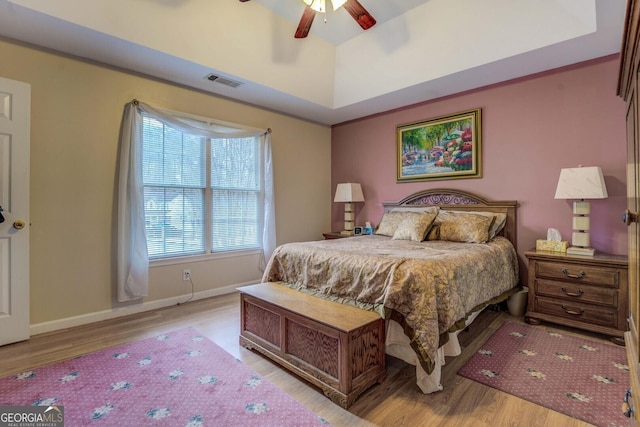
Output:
(536, 239), (568, 253)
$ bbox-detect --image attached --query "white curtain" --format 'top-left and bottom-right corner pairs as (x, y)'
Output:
(117, 102), (148, 302)
(117, 100), (276, 302)
(261, 133), (276, 271)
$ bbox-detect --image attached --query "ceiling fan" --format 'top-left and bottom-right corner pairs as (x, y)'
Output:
(239, 0), (376, 39)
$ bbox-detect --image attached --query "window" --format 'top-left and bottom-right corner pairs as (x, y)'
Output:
(117, 100), (274, 302)
(142, 114), (263, 259)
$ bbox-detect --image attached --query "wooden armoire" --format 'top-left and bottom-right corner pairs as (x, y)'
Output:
(619, 0), (640, 422)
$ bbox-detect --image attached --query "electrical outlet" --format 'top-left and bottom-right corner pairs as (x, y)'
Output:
(183, 269), (191, 282)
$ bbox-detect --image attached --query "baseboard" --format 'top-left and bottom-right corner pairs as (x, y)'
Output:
(29, 281), (258, 336)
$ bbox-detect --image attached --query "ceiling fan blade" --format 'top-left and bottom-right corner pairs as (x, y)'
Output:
(295, 6), (316, 39)
(238, 0), (250, 2)
(343, 0), (376, 30)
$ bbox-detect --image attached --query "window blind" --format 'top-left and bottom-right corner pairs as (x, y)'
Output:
(141, 115), (262, 259)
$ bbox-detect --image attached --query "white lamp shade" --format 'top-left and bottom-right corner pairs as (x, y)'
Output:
(334, 183), (364, 203)
(554, 166), (608, 200)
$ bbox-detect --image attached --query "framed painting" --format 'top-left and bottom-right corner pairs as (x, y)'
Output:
(397, 108), (482, 182)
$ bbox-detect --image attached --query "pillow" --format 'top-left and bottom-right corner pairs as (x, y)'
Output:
(439, 210), (507, 240)
(376, 211), (420, 236)
(437, 211), (496, 243)
(390, 206), (440, 214)
(391, 211), (438, 241)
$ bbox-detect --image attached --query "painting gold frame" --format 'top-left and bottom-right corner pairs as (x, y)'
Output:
(397, 108), (482, 182)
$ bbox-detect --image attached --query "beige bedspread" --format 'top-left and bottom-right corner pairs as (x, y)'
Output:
(262, 235), (519, 374)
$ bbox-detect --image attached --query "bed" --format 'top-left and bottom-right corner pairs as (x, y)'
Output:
(261, 189), (520, 394)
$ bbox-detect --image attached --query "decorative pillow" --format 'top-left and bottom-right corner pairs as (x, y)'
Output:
(376, 211), (420, 236)
(390, 206), (440, 214)
(462, 211), (507, 239)
(437, 211), (496, 243)
(391, 211), (438, 241)
(487, 213), (507, 239)
(440, 210), (507, 240)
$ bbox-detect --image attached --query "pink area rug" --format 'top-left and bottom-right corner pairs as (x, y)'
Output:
(459, 322), (630, 427)
(0, 328), (329, 426)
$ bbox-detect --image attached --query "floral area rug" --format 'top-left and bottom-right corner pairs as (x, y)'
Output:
(458, 322), (630, 427)
(0, 328), (329, 426)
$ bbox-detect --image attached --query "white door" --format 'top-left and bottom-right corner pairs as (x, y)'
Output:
(0, 77), (30, 346)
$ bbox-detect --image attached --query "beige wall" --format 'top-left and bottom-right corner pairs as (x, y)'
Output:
(0, 38), (332, 328)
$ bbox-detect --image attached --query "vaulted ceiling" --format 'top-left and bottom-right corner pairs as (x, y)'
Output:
(0, 0), (627, 125)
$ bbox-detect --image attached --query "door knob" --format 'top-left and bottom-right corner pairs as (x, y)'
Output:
(0, 206), (4, 224)
(622, 209), (638, 226)
(12, 220), (26, 230)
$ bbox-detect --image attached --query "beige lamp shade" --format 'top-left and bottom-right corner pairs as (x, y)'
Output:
(554, 166), (608, 200)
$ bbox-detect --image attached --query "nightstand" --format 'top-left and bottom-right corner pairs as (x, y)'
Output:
(322, 232), (351, 240)
(525, 249), (628, 345)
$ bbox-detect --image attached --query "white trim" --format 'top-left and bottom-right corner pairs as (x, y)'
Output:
(30, 280), (258, 336)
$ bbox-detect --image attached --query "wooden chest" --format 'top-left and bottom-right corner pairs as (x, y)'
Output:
(238, 282), (386, 408)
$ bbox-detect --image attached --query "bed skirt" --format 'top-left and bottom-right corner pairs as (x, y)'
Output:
(385, 310), (481, 394)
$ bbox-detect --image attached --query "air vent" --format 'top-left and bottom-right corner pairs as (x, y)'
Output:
(204, 74), (243, 88)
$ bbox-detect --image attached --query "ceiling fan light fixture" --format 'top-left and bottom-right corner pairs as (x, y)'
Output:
(303, 0), (345, 13)
(330, 0), (347, 10)
(303, 0), (325, 13)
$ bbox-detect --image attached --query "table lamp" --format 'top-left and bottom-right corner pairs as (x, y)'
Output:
(334, 183), (364, 235)
(554, 166), (608, 256)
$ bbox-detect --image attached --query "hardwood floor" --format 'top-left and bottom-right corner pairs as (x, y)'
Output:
(0, 293), (606, 426)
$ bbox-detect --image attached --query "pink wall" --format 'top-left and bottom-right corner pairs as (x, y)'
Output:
(331, 55), (628, 280)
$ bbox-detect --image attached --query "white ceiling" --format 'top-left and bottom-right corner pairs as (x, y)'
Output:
(0, 0), (628, 125)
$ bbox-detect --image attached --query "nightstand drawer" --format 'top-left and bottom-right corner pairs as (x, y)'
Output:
(535, 261), (622, 288)
(534, 296), (619, 329)
(534, 279), (618, 307)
